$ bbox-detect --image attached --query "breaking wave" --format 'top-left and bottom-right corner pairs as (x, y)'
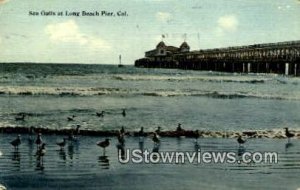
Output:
(111, 74), (268, 84)
(0, 125), (299, 139)
(0, 86), (299, 101)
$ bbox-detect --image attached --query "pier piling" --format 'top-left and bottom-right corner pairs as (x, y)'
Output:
(135, 40), (300, 76)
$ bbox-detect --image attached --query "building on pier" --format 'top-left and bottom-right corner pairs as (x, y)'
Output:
(135, 40), (300, 76)
(145, 41), (190, 57)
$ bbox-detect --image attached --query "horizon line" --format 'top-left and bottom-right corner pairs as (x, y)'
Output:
(0, 62), (135, 65)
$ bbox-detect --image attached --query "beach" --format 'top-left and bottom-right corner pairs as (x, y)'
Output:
(1, 134), (300, 190)
(0, 63), (300, 189)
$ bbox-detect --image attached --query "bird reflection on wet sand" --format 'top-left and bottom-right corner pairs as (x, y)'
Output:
(11, 151), (21, 172)
(139, 140), (144, 151)
(152, 143), (160, 153)
(35, 143), (46, 171)
(59, 149), (67, 161)
(11, 150), (21, 162)
(68, 144), (74, 160)
(98, 155), (110, 169)
(237, 146), (246, 156)
(285, 142), (294, 152)
(35, 160), (45, 171)
(194, 141), (200, 152)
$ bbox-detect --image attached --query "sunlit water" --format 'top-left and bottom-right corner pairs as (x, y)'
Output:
(0, 63), (300, 189)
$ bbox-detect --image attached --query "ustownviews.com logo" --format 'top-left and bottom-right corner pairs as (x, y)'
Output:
(118, 149), (278, 164)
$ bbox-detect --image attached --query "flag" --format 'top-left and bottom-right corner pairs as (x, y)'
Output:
(183, 33), (187, 41)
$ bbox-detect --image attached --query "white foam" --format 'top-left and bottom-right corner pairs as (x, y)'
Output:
(0, 85), (299, 101)
(111, 74), (270, 83)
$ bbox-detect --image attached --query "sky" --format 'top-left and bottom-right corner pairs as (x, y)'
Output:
(0, 0), (300, 65)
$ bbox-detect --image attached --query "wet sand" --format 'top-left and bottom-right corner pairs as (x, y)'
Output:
(0, 133), (299, 190)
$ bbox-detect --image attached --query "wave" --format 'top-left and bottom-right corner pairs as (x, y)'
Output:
(0, 86), (299, 101)
(0, 125), (299, 139)
(111, 74), (268, 84)
(9, 108), (99, 117)
(144, 91), (300, 101)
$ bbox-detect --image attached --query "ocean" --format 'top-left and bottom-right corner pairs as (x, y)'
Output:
(0, 63), (300, 189)
(1, 63), (300, 132)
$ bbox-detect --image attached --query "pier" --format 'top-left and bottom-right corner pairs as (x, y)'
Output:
(135, 40), (300, 76)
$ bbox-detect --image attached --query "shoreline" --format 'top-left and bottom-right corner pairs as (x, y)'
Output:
(0, 126), (299, 139)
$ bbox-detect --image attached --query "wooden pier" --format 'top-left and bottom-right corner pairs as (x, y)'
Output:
(135, 40), (300, 76)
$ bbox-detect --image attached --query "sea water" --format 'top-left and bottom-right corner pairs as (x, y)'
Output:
(0, 63), (300, 189)
(1, 63), (300, 132)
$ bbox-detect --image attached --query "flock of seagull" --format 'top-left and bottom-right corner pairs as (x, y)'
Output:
(14, 108), (126, 122)
(8, 109), (126, 161)
(236, 127), (295, 145)
(10, 132), (46, 162)
(6, 109), (297, 165)
(9, 123), (296, 155)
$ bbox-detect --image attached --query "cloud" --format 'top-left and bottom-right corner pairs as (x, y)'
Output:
(156, 12), (172, 23)
(214, 27), (225, 37)
(0, 0), (9, 5)
(45, 20), (111, 51)
(278, 4), (291, 10)
(217, 15), (238, 32)
(45, 20), (87, 44)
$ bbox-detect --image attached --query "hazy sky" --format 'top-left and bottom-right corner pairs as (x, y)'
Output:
(0, 0), (299, 64)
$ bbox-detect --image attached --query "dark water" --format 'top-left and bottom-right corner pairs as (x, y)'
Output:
(0, 63), (300, 189)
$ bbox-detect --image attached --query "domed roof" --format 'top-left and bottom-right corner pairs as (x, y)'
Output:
(156, 41), (166, 48)
(180, 41), (190, 49)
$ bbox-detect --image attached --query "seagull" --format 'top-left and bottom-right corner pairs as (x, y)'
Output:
(155, 126), (161, 134)
(193, 130), (200, 143)
(67, 115), (76, 121)
(152, 133), (160, 153)
(237, 135), (246, 146)
(15, 113), (25, 121)
(138, 127), (145, 136)
(138, 127), (146, 143)
(120, 126), (125, 134)
(176, 123), (183, 132)
(176, 123), (185, 137)
(35, 133), (43, 149)
(10, 135), (21, 150)
(68, 132), (78, 142)
(75, 124), (81, 135)
(56, 138), (67, 150)
(117, 132), (125, 146)
(68, 125), (81, 143)
(96, 111), (104, 117)
(97, 139), (110, 154)
(152, 132), (160, 145)
(284, 127), (295, 142)
(122, 109), (126, 117)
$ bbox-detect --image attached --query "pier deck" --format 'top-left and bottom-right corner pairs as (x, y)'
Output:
(135, 40), (300, 76)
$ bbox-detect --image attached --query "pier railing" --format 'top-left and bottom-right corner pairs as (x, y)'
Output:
(135, 40), (300, 76)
